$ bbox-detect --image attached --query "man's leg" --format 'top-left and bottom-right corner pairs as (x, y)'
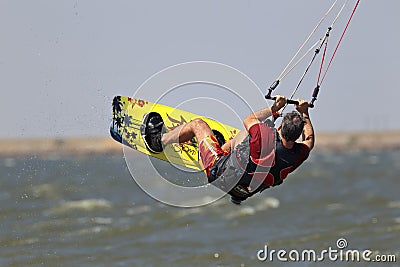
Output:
(142, 113), (215, 154)
(161, 118), (214, 146)
(162, 118), (225, 175)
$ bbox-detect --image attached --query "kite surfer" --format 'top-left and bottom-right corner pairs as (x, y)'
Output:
(141, 95), (314, 204)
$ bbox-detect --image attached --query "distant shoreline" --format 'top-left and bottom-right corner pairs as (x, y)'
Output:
(0, 131), (399, 156)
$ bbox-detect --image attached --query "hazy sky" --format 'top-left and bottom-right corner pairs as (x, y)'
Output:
(1, 0), (399, 138)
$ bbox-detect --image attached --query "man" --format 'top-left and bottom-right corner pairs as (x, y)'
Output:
(142, 95), (314, 204)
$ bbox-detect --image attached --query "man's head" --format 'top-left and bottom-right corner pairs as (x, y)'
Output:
(281, 111), (305, 142)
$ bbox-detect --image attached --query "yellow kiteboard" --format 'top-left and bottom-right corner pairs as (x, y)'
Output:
(110, 96), (240, 170)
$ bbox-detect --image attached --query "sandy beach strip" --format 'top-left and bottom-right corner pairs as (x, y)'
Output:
(0, 131), (399, 156)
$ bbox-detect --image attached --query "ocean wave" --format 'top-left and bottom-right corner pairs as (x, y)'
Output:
(62, 226), (108, 238)
(224, 197), (280, 219)
(254, 197), (280, 211)
(3, 158), (16, 168)
(173, 207), (202, 218)
(326, 203), (345, 210)
(387, 201), (400, 209)
(126, 205), (152, 216)
(46, 198), (112, 215)
(224, 206), (256, 219)
(91, 217), (113, 225)
(10, 237), (39, 246)
(180, 195), (225, 208)
(30, 183), (60, 199)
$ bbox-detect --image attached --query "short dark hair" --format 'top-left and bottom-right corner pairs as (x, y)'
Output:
(281, 111), (305, 142)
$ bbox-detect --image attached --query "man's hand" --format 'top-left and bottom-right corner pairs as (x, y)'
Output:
(295, 98), (314, 150)
(295, 99), (309, 115)
(271, 95), (287, 112)
(243, 95), (287, 132)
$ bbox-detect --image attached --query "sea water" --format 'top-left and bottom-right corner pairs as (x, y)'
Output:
(1, 150), (399, 266)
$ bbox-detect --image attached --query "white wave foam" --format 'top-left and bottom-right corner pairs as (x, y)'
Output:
(326, 203), (344, 210)
(47, 199), (112, 215)
(367, 155), (379, 165)
(3, 158), (16, 167)
(225, 206), (256, 219)
(174, 207), (202, 218)
(388, 201), (400, 209)
(63, 226), (107, 237)
(126, 205), (152, 215)
(254, 197), (280, 211)
(92, 217), (113, 225)
(30, 183), (60, 199)
(223, 197), (280, 219)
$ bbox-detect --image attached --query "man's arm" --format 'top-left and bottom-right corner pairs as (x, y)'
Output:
(295, 99), (315, 151)
(243, 95), (287, 132)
